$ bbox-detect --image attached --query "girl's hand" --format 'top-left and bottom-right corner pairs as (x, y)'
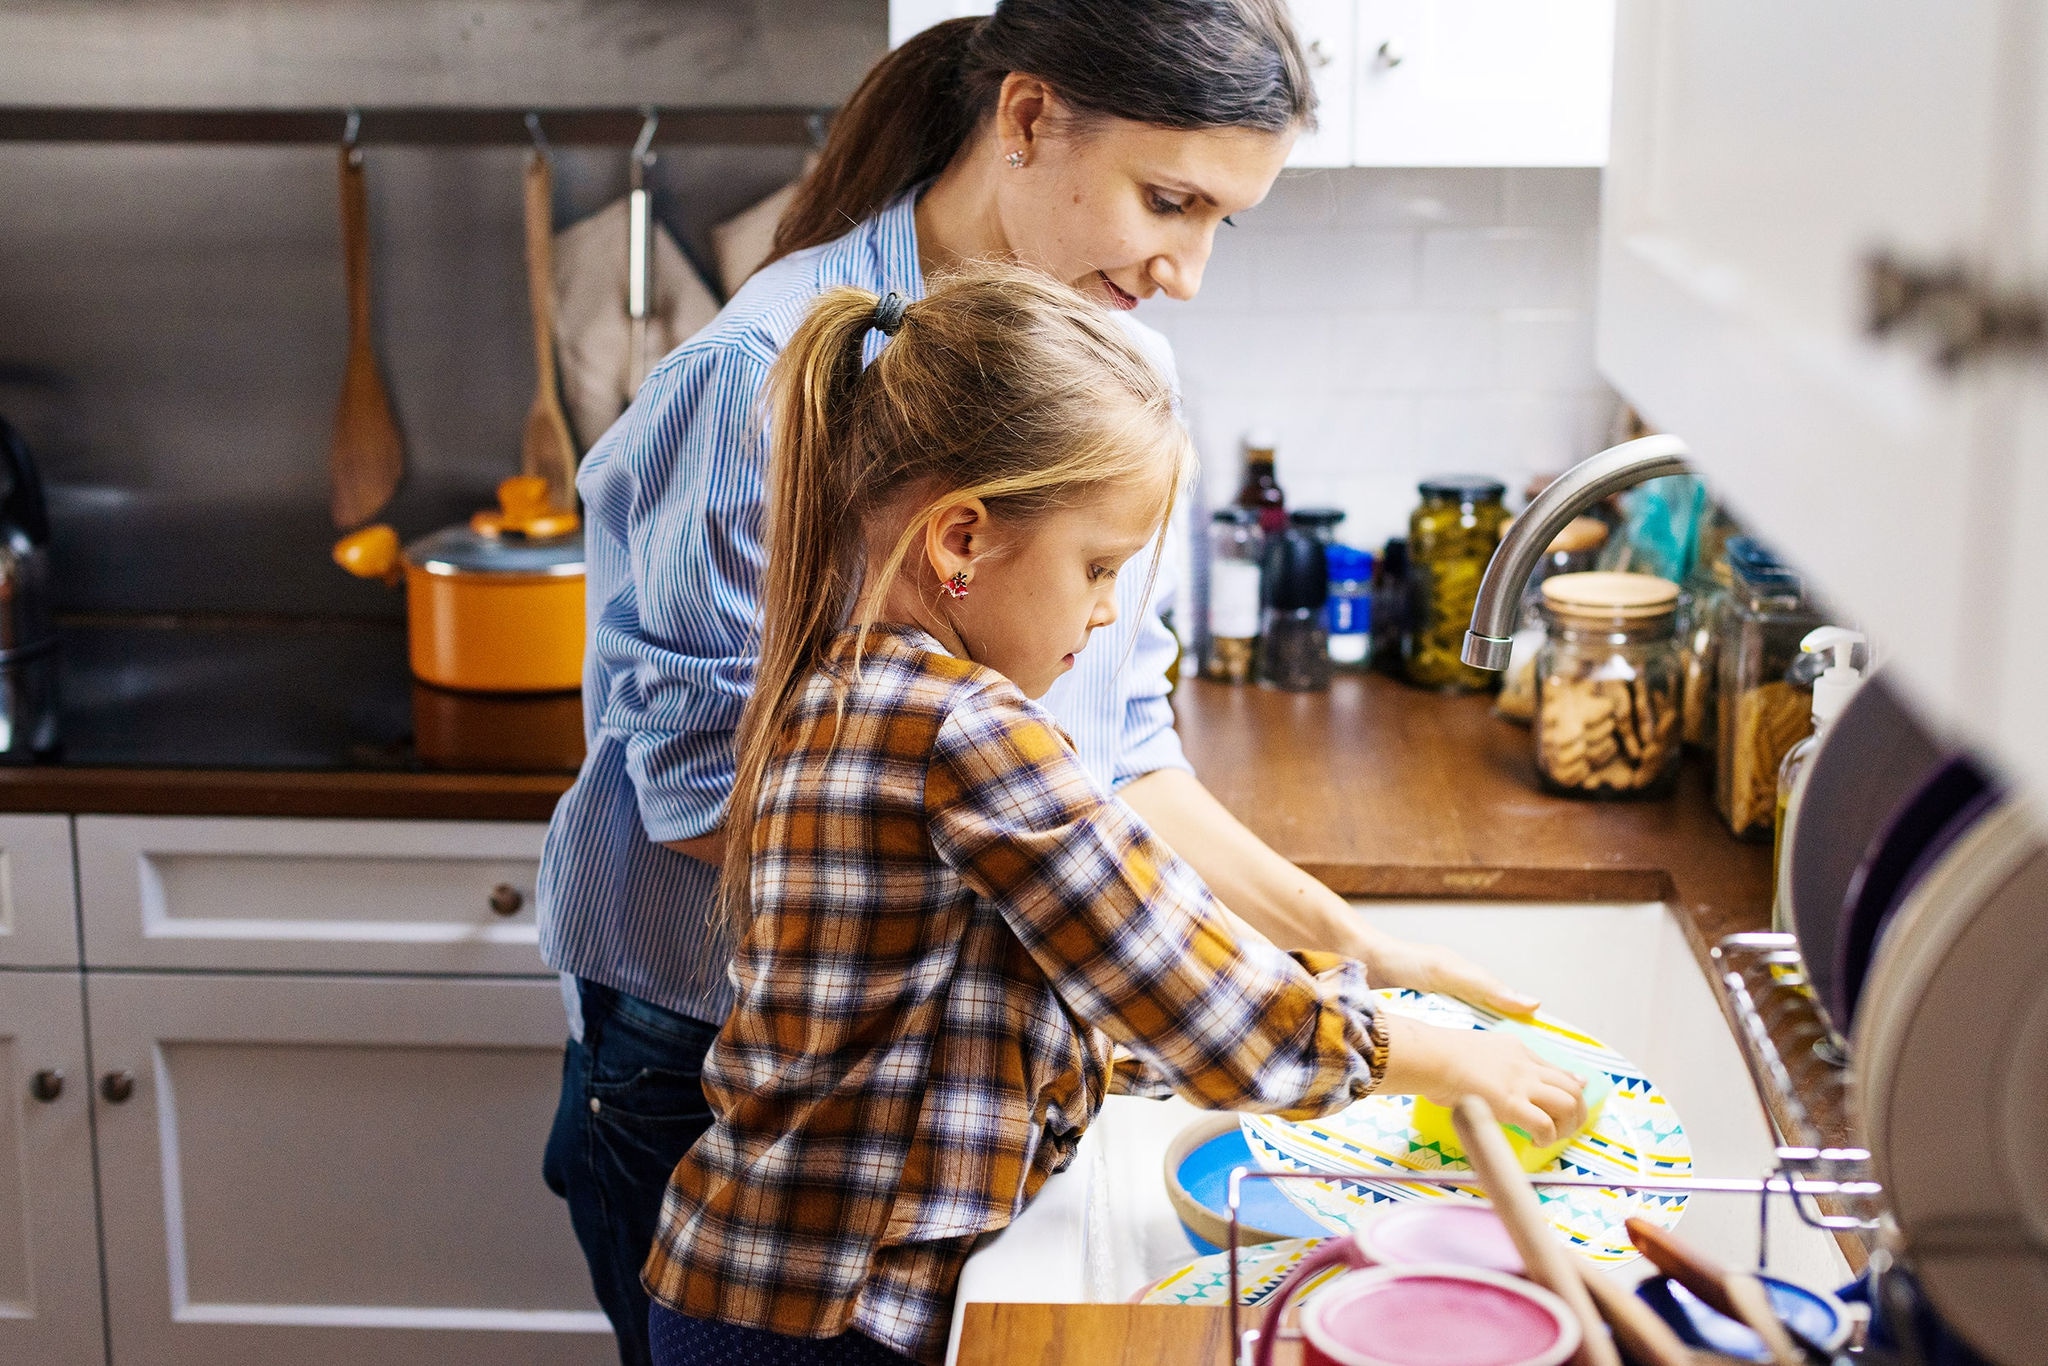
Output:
(1377, 1016), (1587, 1147)
(1354, 931), (1542, 1018)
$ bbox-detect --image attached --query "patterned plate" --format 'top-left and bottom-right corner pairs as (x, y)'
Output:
(1242, 990), (1692, 1264)
(1135, 1237), (1344, 1307)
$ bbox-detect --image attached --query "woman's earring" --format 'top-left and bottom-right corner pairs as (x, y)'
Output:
(1004, 149), (1026, 170)
(942, 571), (971, 600)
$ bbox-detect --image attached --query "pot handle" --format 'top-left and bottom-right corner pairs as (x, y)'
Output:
(333, 524), (402, 584)
(1253, 1232), (1369, 1366)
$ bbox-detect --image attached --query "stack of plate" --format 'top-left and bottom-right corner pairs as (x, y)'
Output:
(1852, 798), (2048, 1364)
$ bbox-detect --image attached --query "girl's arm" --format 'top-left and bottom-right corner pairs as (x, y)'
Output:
(1120, 768), (1540, 1016)
(927, 689), (1583, 1137)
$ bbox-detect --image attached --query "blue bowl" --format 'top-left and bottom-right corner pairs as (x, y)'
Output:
(1168, 1119), (1328, 1255)
(1636, 1273), (1851, 1359)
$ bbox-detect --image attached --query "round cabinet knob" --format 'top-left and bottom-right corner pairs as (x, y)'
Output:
(29, 1069), (62, 1103)
(1308, 37), (1335, 69)
(1376, 40), (1405, 68)
(488, 883), (525, 917)
(100, 1071), (135, 1104)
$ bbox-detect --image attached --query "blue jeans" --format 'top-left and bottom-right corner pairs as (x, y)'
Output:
(543, 980), (720, 1366)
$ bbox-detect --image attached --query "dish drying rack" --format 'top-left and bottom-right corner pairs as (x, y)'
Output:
(1216, 931), (1887, 1361)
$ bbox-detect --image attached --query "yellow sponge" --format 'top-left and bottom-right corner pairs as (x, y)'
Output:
(1409, 1023), (1615, 1172)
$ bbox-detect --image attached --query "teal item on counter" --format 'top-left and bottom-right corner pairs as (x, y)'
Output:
(1601, 474), (1708, 583)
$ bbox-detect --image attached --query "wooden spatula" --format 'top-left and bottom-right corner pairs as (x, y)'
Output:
(522, 150), (579, 513)
(330, 144), (405, 529)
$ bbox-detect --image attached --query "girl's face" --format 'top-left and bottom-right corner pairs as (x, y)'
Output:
(923, 466), (1175, 699)
(991, 81), (1295, 310)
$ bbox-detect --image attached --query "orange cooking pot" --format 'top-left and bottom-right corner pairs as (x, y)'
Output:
(334, 476), (585, 694)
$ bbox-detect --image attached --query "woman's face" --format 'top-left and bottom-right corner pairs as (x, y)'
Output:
(991, 80), (1295, 311)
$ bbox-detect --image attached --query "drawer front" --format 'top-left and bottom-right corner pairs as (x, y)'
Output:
(0, 815), (79, 969)
(76, 816), (552, 975)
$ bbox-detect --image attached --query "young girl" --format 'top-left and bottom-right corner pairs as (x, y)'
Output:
(640, 268), (1587, 1366)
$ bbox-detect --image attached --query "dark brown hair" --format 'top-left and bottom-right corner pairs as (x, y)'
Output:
(721, 263), (1188, 929)
(767, 0), (1315, 266)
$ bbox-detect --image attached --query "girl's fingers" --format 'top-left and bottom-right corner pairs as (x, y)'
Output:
(1538, 1061), (1586, 1093)
(1504, 1097), (1559, 1146)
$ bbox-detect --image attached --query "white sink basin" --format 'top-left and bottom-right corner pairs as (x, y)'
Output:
(946, 901), (1854, 1362)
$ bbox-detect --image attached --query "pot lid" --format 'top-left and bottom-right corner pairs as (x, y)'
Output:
(407, 523), (584, 577)
(405, 474), (585, 577)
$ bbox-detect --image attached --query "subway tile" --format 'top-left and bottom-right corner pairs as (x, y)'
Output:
(1501, 168), (1604, 228)
(1252, 229), (1420, 309)
(1243, 169), (1344, 228)
(1419, 228), (1594, 309)
(1171, 312), (1343, 395)
(1497, 308), (1598, 390)
(1334, 310), (1500, 392)
(1332, 168), (1506, 229)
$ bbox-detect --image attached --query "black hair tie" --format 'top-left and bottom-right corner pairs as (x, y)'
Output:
(871, 291), (908, 337)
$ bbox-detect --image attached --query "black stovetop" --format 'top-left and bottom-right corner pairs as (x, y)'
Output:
(51, 617), (582, 773)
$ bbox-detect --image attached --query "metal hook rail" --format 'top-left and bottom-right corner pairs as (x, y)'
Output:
(0, 105), (831, 147)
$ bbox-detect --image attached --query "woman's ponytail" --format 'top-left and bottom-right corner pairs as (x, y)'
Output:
(766, 0), (1315, 268)
(719, 287), (881, 929)
(767, 19), (982, 269)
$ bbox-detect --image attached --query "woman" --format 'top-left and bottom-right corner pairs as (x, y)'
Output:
(539, 4), (1541, 1362)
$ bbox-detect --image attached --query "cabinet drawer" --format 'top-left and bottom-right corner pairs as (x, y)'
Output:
(0, 815), (79, 969)
(76, 817), (551, 975)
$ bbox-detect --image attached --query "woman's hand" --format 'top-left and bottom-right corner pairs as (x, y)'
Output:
(1354, 930), (1541, 1018)
(1377, 1016), (1587, 1147)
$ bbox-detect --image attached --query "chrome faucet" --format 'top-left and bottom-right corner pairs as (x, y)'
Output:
(1460, 434), (1693, 670)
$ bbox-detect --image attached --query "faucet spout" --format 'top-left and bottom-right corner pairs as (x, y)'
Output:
(1460, 434), (1692, 670)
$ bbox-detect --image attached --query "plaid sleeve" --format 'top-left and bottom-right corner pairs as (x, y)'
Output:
(924, 684), (1379, 1119)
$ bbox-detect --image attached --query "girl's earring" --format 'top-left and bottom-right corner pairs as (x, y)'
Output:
(942, 571), (971, 600)
(1004, 149), (1026, 170)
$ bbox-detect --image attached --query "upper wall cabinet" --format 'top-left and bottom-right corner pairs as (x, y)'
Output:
(1597, 0), (2048, 807)
(886, 0), (1613, 167)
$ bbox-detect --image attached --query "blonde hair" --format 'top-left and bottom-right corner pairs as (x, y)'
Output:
(722, 263), (1189, 930)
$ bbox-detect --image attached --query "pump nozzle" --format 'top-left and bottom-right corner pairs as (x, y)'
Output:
(1801, 626), (1867, 727)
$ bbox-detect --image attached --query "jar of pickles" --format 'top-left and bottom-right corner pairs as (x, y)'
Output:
(1534, 572), (1683, 799)
(1402, 477), (1509, 691)
(1715, 537), (1826, 839)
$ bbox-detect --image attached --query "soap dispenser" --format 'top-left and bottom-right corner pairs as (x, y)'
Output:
(1770, 626), (1867, 932)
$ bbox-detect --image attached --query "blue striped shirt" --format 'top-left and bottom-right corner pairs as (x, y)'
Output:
(536, 193), (1191, 1025)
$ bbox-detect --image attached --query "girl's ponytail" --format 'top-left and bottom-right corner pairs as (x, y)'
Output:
(720, 287), (879, 927)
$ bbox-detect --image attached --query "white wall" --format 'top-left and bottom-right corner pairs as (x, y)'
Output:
(1144, 166), (1620, 554)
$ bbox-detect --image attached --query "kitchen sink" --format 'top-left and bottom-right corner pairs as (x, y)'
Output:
(946, 901), (1855, 1362)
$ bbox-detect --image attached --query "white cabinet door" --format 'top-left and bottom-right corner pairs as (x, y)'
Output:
(888, 0), (990, 48)
(0, 816), (78, 969)
(75, 816), (551, 975)
(88, 972), (609, 1366)
(0, 971), (106, 1364)
(1596, 0), (2037, 776)
(1353, 0), (1614, 166)
(1288, 0), (1358, 167)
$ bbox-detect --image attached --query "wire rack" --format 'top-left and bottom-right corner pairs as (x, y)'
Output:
(1214, 936), (1890, 1363)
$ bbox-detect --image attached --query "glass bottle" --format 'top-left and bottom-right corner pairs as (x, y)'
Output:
(1371, 538), (1410, 676)
(1259, 522), (1331, 691)
(1236, 433), (1287, 535)
(1533, 572), (1684, 800)
(1203, 507), (1263, 684)
(1402, 476), (1510, 692)
(1714, 537), (1827, 840)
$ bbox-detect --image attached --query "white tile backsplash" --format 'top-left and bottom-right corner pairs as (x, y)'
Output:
(1141, 165), (1619, 561)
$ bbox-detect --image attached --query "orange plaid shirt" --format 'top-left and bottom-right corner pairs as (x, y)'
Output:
(642, 628), (1381, 1361)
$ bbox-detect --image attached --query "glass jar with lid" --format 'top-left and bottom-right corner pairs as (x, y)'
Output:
(1259, 521), (1331, 691)
(1203, 507), (1263, 684)
(1495, 515), (1609, 722)
(1402, 476), (1510, 691)
(1534, 572), (1683, 799)
(1715, 537), (1827, 839)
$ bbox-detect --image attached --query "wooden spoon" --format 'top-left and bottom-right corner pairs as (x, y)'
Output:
(522, 150), (579, 513)
(330, 145), (405, 529)
(1452, 1096), (1621, 1366)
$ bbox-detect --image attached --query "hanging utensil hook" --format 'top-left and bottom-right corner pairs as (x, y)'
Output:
(631, 109), (660, 165)
(524, 111), (552, 160)
(341, 108), (362, 165)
